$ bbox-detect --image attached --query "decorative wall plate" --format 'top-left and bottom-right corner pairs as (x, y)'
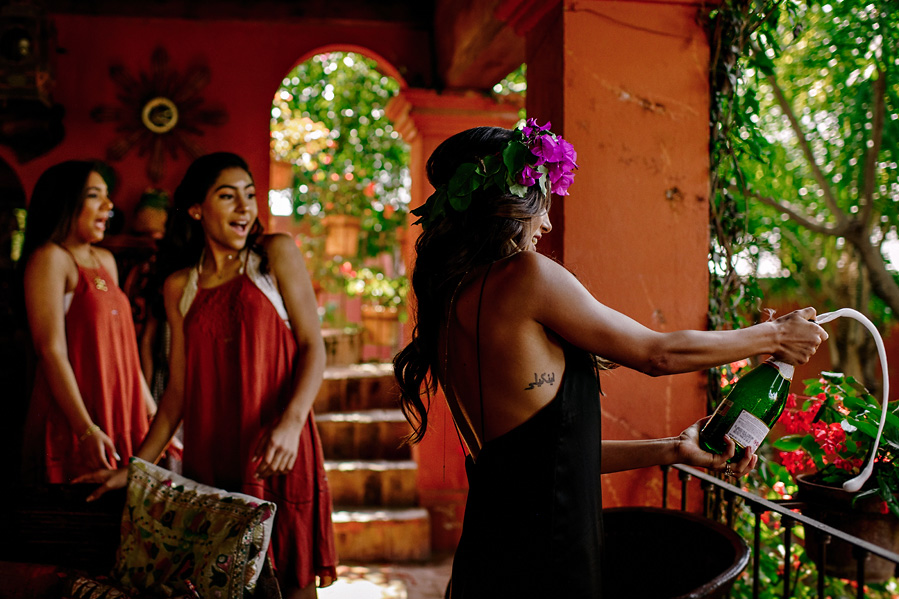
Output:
(91, 46), (228, 182)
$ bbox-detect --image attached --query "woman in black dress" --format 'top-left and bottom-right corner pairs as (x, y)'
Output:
(394, 122), (826, 598)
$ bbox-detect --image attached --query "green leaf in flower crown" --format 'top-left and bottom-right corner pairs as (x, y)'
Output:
(450, 190), (474, 212)
(448, 162), (479, 198)
(508, 182), (529, 197)
(502, 140), (529, 184)
(536, 164), (549, 197)
(478, 154), (502, 177)
(412, 188), (447, 227)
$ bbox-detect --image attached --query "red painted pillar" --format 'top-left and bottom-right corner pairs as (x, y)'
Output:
(386, 89), (520, 553)
(508, 0), (714, 508)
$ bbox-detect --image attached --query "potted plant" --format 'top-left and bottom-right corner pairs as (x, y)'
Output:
(344, 267), (408, 346)
(773, 372), (899, 581)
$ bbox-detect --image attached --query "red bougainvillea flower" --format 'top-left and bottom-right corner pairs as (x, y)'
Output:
(780, 449), (814, 475)
(778, 394), (823, 434)
(810, 421), (847, 458)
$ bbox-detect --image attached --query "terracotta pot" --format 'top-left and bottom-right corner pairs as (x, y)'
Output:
(269, 159), (293, 190)
(796, 473), (899, 582)
(322, 215), (360, 257)
(360, 304), (399, 346)
(321, 327), (363, 367)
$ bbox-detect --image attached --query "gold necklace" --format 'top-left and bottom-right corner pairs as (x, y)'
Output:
(63, 243), (108, 291)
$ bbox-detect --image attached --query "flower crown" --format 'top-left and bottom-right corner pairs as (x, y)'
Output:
(411, 119), (578, 229)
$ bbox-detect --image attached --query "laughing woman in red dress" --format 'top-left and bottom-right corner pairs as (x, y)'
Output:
(22, 161), (153, 483)
(81, 153), (337, 598)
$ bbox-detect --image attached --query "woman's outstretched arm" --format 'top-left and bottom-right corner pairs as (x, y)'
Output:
(601, 418), (757, 476)
(522, 252), (827, 373)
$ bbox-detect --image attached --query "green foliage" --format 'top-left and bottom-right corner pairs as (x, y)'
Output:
(717, 361), (899, 597)
(343, 266), (409, 309)
(271, 52), (410, 259)
(773, 372), (899, 516)
(492, 63), (526, 121)
(707, 0), (899, 401)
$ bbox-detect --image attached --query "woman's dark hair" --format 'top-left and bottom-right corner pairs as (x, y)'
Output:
(394, 126), (550, 444)
(21, 160), (106, 265)
(155, 152), (265, 282)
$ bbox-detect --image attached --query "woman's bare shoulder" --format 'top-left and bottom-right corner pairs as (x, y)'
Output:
(26, 243), (74, 276)
(163, 267), (191, 298)
(259, 232), (296, 256)
(492, 251), (572, 291)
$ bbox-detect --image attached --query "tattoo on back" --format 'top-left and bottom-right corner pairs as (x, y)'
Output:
(525, 372), (556, 390)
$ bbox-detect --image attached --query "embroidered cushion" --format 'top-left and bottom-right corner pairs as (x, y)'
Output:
(113, 458), (276, 599)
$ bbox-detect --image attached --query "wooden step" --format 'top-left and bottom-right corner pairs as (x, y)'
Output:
(325, 460), (418, 507)
(314, 363), (399, 413)
(317, 409), (412, 461)
(332, 507), (431, 562)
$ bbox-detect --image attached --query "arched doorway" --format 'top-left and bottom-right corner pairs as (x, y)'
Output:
(269, 49), (411, 364)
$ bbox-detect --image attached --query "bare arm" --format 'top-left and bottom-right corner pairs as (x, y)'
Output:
(601, 419), (757, 476)
(253, 234), (326, 478)
(526, 253), (826, 374)
(24, 245), (118, 471)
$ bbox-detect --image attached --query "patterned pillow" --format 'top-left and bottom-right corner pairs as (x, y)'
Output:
(113, 458), (276, 599)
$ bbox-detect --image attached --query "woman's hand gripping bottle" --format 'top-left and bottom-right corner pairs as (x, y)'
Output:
(699, 358), (794, 458)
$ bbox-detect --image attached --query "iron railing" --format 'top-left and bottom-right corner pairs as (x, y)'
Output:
(661, 464), (899, 599)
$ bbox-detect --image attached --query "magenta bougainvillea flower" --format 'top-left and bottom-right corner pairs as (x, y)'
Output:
(517, 164), (542, 188)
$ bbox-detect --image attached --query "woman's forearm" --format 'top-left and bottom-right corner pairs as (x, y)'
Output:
(282, 338), (326, 427)
(646, 324), (779, 376)
(38, 350), (95, 436)
(601, 438), (680, 474)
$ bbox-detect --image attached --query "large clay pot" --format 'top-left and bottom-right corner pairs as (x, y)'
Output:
(360, 304), (399, 346)
(602, 507), (749, 598)
(321, 327), (363, 367)
(797, 473), (899, 582)
(322, 214), (361, 257)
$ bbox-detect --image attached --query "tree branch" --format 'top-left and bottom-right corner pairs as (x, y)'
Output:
(860, 68), (887, 227)
(845, 226), (899, 316)
(764, 71), (848, 227)
(735, 186), (840, 236)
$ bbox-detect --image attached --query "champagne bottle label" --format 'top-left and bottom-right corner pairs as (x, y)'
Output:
(725, 410), (770, 453)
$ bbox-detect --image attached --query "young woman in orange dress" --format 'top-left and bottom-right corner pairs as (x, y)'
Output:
(22, 161), (154, 483)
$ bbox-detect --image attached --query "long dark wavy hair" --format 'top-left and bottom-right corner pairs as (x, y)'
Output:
(394, 127), (551, 444)
(155, 152), (266, 283)
(21, 160), (106, 266)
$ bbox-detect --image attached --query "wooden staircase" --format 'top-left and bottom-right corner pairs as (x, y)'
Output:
(314, 361), (431, 562)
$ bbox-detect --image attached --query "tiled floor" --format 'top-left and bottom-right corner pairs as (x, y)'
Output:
(318, 556), (453, 599)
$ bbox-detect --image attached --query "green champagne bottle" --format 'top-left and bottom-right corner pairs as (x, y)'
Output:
(699, 358), (794, 457)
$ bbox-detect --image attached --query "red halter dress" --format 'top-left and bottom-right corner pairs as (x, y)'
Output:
(178, 250), (337, 590)
(25, 251), (150, 483)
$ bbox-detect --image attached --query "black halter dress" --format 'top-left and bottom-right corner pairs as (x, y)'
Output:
(447, 268), (604, 598)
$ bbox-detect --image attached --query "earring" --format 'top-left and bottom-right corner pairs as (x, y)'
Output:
(192, 213), (201, 220)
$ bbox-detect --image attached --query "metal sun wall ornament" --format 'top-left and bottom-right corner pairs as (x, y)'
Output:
(91, 46), (228, 182)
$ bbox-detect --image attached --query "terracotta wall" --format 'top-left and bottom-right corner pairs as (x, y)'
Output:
(4, 14), (429, 223)
(527, 0), (713, 509)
